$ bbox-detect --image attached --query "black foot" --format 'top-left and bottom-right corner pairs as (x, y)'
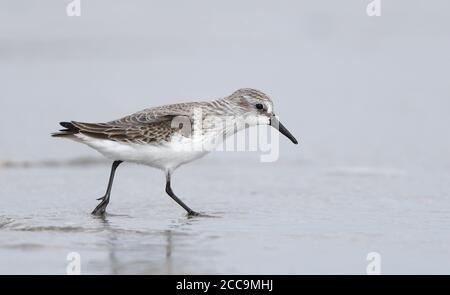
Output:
(187, 210), (200, 216)
(92, 198), (109, 216)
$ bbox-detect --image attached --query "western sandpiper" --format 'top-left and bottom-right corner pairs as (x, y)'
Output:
(52, 88), (298, 216)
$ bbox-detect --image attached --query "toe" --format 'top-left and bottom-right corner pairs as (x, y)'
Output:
(188, 211), (200, 216)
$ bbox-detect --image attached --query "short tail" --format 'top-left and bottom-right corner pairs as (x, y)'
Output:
(51, 122), (80, 138)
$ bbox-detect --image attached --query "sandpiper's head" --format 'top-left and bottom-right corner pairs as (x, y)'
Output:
(225, 88), (298, 144)
(227, 88), (274, 122)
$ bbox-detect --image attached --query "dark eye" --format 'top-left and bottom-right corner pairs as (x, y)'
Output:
(255, 103), (264, 110)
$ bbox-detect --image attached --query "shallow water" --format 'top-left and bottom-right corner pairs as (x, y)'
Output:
(1, 156), (449, 274)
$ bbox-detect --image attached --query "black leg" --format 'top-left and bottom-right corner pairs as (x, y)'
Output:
(165, 171), (199, 216)
(92, 160), (123, 215)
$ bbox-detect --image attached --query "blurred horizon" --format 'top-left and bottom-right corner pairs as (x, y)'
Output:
(1, 0), (450, 169)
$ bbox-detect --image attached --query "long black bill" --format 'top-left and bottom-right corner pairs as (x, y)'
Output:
(270, 115), (298, 144)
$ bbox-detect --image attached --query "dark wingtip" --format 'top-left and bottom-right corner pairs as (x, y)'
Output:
(52, 121), (79, 137)
(59, 121), (79, 132)
(60, 121), (75, 129)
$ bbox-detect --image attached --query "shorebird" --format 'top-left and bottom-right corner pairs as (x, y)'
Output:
(52, 88), (298, 216)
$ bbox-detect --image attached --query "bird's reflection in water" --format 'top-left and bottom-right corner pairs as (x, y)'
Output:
(164, 229), (172, 274)
(91, 213), (207, 274)
(93, 215), (121, 274)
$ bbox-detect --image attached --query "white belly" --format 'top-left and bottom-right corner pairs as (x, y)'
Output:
(74, 133), (208, 171)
